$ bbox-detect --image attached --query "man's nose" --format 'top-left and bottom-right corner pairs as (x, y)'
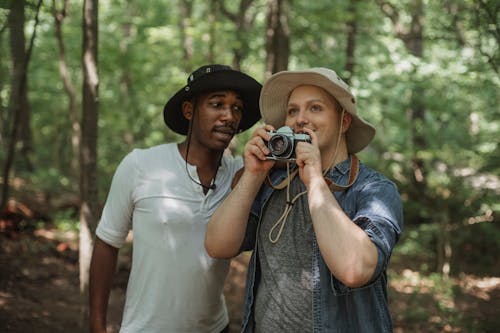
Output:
(295, 110), (309, 127)
(221, 106), (240, 122)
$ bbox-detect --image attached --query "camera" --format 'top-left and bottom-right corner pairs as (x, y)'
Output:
(265, 126), (311, 161)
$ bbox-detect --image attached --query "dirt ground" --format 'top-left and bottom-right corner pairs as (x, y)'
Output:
(0, 228), (249, 333)
(1, 228), (499, 332)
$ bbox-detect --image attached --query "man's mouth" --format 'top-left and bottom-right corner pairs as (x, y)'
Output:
(214, 126), (236, 138)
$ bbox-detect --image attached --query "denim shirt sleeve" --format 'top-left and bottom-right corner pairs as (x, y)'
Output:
(240, 183), (267, 252)
(240, 214), (259, 252)
(351, 175), (403, 282)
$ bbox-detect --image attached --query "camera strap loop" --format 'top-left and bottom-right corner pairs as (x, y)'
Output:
(269, 163), (307, 243)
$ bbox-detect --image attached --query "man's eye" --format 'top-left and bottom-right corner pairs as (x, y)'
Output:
(311, 104), (322, 112)
(233, 105), (243, 112)
(210, 102), (222, 108)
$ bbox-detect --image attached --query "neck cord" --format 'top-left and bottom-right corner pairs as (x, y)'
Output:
(184, 104), (221, 192)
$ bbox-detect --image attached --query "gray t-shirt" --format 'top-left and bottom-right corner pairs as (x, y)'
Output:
(254, 176), (314, 332)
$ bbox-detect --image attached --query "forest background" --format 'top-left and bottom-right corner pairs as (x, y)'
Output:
(0, 0), (499, 332)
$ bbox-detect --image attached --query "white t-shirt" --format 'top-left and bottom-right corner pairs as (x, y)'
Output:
(96, 143), (243, 333)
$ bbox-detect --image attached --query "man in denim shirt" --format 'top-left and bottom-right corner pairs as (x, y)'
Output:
(205, 68), (403, 332)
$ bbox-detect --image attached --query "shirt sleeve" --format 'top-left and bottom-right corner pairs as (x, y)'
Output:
(353, 179), (403, 281)
(96, 150), (137, 248)
(232, 155), (244, 172)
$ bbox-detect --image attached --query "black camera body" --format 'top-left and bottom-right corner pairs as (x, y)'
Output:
(265, 126), (311, 161)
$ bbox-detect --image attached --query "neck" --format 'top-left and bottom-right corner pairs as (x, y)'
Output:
(322, 140), (349, 171)
(178, 140), (224, 194)
(178, 140), (222, 170)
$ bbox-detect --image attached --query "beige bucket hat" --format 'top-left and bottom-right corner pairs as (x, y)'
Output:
(259, 67), (376, 153)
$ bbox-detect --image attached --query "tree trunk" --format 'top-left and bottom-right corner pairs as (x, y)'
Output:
(376, 0), (428, 201)
(178, 0), (194, 72)
(378, 0), (454, 275)
(14, 0), (33, 172)
(208, 0), (217, 63)
(218, 0), (256, 70)
(80, 0), (99, 329)
(52, 0), (80, 176)
(436, 212), (452, 279)
(119, 2), (138, 150)
(444, 0), (466, 47)
(1, 0), (41, 210)
(264, 0), (290, 78)
(403, 1), (428, 198)
(1, 0), (24, 210)
(0, 25), (7, 147)
(344, 0), (359, 84)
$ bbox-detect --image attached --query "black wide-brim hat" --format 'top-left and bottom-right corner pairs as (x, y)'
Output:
(164, 64), (262, 135)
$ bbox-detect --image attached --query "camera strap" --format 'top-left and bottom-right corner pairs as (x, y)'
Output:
(267, 154), (359, 244)
(325, 154), (359, 192)
(266, 154), (359, 192)
(268, 163), (306, 243)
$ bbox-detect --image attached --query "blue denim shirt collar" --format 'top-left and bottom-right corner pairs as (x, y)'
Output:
(331, 157), (351, 175)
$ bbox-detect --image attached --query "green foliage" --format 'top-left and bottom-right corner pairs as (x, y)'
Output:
(0, 3), (497, 332)
(52, 209), (80, 232)
(451, 221), (500, 276)
(393, 220), (500, 277)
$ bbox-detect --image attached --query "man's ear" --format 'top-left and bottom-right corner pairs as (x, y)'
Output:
(182, 101), (194, 120)
(342, 113), (352, 133)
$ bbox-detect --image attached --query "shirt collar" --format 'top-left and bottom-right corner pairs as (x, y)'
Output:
(326, 156), (351, 177)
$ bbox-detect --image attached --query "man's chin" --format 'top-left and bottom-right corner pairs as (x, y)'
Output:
(213, 131), (234, 144)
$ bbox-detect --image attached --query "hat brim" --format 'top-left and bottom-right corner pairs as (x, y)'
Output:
(164, 70), (262, 135)
(259, 69), (375, 153)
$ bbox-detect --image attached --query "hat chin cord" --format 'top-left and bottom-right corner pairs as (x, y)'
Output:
(324, 109), (346, 174)
(268, 109), (359, 243)
(184, 106), (221, 192)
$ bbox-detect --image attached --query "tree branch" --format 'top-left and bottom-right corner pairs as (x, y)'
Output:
(219, 0), (237, 22)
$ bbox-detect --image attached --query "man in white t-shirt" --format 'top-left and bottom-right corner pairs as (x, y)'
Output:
(89, 64), (262, 333)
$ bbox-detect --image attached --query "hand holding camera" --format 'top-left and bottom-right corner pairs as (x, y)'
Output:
(265, 126), (311, 161)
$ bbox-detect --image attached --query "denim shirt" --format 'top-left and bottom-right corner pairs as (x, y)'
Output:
(240, 157), (403, 333)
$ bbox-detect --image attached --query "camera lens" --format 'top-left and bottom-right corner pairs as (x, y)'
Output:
(268, 134), (291, 157)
